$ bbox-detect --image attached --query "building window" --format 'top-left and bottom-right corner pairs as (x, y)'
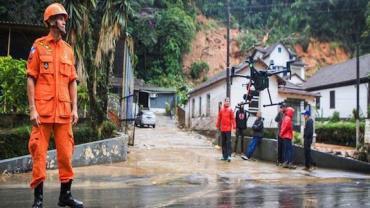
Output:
(206, 94), (211, 117)
(316, 97), (320, 109)
(278, 47), (282, 53)
(192, 99), (195, 118)
(330, 91), (335, 109)
(199, 96), (202, 117)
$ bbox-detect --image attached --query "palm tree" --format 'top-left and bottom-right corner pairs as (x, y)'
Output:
(94, 0), (129, 132)
(63, 0), (129, 136)
(64, 0), (96, 82)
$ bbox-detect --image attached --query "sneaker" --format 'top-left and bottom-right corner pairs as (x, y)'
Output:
(220, 157), (226, 161)
(282, 162), (289, 168)
(288, 164), (297, 169)
(302, 167), (311, 171)
(241, 155), (249, 160)
(276, 161), (283, 166)
(227, 156), (232, 162)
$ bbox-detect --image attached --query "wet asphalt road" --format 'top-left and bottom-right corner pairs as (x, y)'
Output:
(1, 179), (370, 207)
(1, 115), (370, 207)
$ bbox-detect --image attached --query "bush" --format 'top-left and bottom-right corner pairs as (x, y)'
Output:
(0, 121), (117, 159)
(330, 111), (340, 122)
(100, 120), (117, 139)
(293, 131), (302, 145)
(0, 56), (28, 113)
(237, 31), (259, 54)
(190, 61), (209, 79)
(0, 125), (31, 159)
(0, 113), (29, 128)
(165, 102), (171, 116)
(315, 121), (364, 147)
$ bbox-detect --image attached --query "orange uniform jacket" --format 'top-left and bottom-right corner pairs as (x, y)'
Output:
(27, 33), (77, 123)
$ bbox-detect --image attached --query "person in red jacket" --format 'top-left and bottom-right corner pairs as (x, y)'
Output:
(216, 97), (236, 162)
(279, 107), (296, 169)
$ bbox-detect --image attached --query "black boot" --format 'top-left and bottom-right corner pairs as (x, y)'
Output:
(32, 182), (43, 208)
(58, 180), (83, 208)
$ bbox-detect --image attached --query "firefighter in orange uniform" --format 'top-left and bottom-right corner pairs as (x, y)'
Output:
(26, 3), (83, 208)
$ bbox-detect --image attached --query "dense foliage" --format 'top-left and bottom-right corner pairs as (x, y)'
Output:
(190, 61), (209, 79)
(197, 0), (370, 54)
(129, 0), (196, 104)
(0, 57), (28, 113)
(0, 0), (54, 24)
(316, 121), (365, 147)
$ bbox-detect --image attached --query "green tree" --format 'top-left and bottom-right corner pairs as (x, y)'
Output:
(129, 3), (196, 104)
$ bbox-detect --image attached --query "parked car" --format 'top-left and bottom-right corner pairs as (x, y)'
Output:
(135, 110), (156, 128)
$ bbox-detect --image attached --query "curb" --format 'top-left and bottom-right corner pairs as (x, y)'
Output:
(223, 136), (370, 174)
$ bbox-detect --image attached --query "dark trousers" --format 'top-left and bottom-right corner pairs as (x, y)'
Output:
(304, 138), (313, 168)
(221, 132), (232, 159)
(283, 139), (293, 164)
(277, 137), (283, 163)
(234, 128), (245, 154)
(245, 136), (262, 158)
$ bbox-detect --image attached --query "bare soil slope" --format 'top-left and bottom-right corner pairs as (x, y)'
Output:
(183, 16), (350, 83)
(182, 16), (243, 84)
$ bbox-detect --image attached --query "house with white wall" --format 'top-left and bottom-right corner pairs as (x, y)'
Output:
(185, 43), (317, 132)
(304, 54), (370, 118)
(252, 43), (306, 83)
(185, 61), (318, 132)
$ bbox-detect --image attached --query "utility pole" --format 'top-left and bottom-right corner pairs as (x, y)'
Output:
(356, 43), (360, 149)
(226, 0), (231, 98)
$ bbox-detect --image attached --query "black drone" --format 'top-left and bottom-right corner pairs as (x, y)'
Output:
(231, 56), (294, 108)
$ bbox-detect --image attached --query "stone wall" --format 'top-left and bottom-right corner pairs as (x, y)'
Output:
(0, 133), (128, 174)
(210, 133), (370, 174)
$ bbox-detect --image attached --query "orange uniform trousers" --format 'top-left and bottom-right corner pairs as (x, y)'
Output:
(29, 123), (74, 188)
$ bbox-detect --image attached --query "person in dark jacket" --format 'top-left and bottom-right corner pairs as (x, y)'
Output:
(241, 111), (263, 160)
(234, 104), (248, 154)
(302, 110), (314, 171)
(275, 103), (287, 165)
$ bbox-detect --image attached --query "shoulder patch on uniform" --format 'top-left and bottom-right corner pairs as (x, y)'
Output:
(30, 47), (36, 54)
(28, 46), (36, 62)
